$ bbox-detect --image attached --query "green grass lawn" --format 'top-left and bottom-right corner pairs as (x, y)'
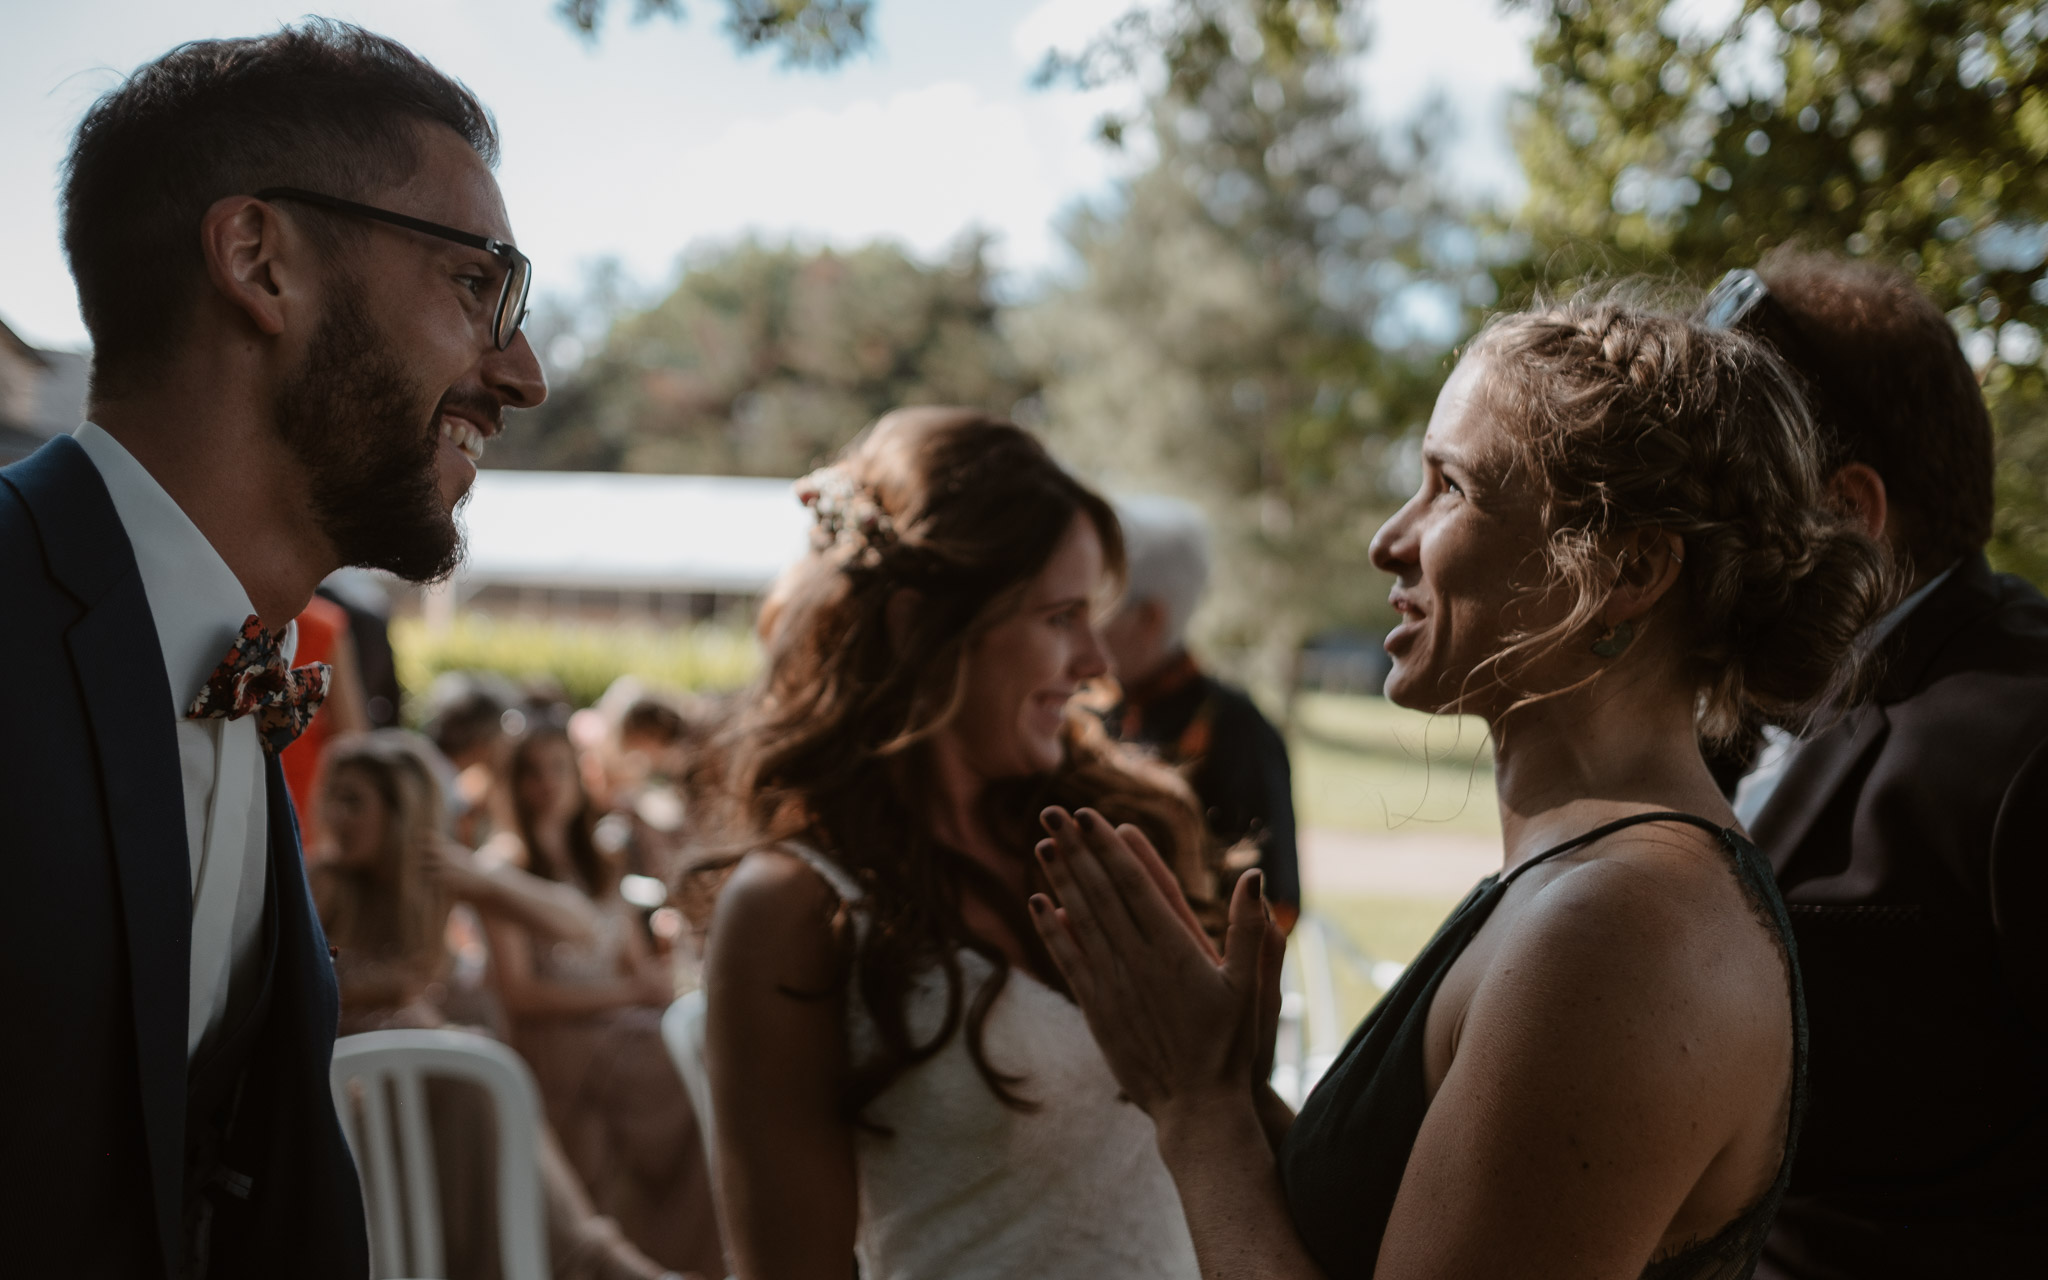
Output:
(1288, 692), (1500, 837)
(1284, 693), (1498, 1030)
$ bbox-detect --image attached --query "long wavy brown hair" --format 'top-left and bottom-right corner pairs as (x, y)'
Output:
(691, 407), (1217, 1122)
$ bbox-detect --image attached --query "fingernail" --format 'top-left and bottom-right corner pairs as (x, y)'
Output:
(1037, 840), (1057, 863)
(1029, 895), (1048, 913)
(1043, 808), (1068, 831)
(1251, 870), (1265, 898)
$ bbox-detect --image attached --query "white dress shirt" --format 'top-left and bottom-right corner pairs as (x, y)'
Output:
(1732, 562), (1959, 829)
(74, 424), (284, 1062)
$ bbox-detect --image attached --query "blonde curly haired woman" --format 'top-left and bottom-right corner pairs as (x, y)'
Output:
(1029, 293), (1898, 1280)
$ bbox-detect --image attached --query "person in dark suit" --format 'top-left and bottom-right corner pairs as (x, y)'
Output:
(1102, 495), (1302, 930)
(0, 22), (545, 1277)
(1703, 251), (2048, 1276)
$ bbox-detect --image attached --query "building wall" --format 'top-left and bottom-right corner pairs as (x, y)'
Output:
(0, 336), (41, 427)
(392, 581), (759, 628)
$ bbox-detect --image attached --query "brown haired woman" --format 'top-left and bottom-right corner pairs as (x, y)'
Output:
(482, 724), (722, 1277)
(1026, 295), (1898, 1280)
(699, 408), (1219, 1279)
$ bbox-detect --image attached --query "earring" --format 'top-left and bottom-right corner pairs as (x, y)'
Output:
(1590, 619), (1636, 658)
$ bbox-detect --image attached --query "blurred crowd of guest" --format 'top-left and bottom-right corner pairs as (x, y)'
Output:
(287, 619), (730, 1280)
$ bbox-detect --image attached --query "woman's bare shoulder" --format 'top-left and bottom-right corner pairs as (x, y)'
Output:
(707, 847), (849, 985)
(1486, 824), (1785, 1049)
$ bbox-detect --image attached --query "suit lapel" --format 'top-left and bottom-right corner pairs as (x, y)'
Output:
(264, 744), (331, 1005)
(1752, 704), (1889, 872)
(8, 437), (191, 1272)
(1750, 556), (2004, 878)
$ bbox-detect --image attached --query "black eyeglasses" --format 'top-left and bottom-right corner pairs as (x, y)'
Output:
(254, 186), (532, 351)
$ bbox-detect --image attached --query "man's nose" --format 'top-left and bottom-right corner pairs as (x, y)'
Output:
(485, 328), (548, 410)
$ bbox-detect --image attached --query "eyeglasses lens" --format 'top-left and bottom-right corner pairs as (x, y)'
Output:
(497, 252), (533, 350)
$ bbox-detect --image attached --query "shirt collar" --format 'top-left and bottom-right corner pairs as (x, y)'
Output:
(1865, 560), (1959, 652)
(72, 423), (292, 715)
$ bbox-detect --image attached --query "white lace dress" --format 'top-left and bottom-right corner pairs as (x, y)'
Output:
(786, 844), (1202, 1280)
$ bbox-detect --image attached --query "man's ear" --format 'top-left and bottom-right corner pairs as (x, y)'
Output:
(1827, 462), (1889, 543)
(885, 587), (923, 658)
(1603, 527), (1686, 627)
(198, 194), (300, 339)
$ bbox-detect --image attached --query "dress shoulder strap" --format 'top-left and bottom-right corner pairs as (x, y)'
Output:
(1502, 811), (1729, 886)
(776, 840), (865, 904)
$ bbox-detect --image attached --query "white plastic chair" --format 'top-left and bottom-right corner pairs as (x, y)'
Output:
(660, 990), (717, 1167)
(662, 991), (740, 1280)
(331, 1028), (549, 1280)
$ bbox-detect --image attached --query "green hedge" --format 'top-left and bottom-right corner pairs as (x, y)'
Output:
(392, 615), (761, 714)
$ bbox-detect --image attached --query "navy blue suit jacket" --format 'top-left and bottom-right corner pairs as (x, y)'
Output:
(0, 436), (367, 1278)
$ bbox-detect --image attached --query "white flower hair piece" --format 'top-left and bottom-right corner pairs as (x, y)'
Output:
(794, 466), (897, 566)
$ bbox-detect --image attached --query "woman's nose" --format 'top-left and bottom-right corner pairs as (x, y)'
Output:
(1074, 625), (1110, 681)
(1370, 498), (1420, 575)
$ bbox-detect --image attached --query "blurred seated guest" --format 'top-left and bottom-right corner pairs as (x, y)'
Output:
(1028, 293), (1897, 1280)
(281, 591), (371, 834)
(1104, 496), (1301, 931)
(1708, 251), (2048, 1277)
(424, 669), (523, 846)
(697, 408), (1218, 1280)
(487, 725), (722, 1278)
(311, 730), (684, 1280)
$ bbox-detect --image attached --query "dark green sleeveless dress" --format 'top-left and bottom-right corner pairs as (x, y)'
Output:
(1277, 812), (1808, 1279)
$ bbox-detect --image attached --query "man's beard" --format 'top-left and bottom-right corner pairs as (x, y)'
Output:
(273, 282), (466, 583)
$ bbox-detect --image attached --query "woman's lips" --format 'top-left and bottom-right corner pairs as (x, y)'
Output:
(1384, 598), (1425, 654)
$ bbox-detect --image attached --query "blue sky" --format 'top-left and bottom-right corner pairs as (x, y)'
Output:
(0, 0), (1542, 351)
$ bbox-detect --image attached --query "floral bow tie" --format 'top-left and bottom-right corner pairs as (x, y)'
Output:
(185, 615), (333, 755)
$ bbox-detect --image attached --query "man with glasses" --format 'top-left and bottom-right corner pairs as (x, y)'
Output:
(0, 21), (543, 1276)
(1700, 252), (2048, 1276)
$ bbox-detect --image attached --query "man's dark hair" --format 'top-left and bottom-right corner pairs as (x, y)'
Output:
(63, 20), (498, 397)
(1754, 247), (1995, 569)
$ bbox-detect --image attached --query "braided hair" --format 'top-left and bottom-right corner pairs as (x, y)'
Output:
(1467, 291), (1898, 743)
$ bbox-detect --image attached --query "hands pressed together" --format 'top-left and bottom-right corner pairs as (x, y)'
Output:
(1028, 807), (1286, 1128)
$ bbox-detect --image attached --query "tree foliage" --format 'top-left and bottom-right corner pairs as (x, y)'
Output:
(556, 0), (872, 67)
(502, 238), (1031, 476)
(1511, 0), (2048, 581)
(1018, 0), (1502, 679)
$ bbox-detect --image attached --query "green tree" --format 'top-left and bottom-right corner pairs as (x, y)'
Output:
(1016, 0), (1496, 683)
(556, 0), (872, 67)
(1510, 0), (2048, 581)
(501, 237), (1033, 476)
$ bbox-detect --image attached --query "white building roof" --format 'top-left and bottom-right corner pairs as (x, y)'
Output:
(452, 469), (812, 595)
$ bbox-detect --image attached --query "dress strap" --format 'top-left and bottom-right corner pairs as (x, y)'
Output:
(1502, 811), (1729, 886)
(777, 840), (865, 904)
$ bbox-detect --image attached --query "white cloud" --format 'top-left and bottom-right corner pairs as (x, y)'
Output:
(512, 78), (1132, 299)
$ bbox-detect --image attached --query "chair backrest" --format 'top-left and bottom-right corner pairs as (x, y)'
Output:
(660, 990), (717, 1165)
(331, 1028), (549, 1280)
